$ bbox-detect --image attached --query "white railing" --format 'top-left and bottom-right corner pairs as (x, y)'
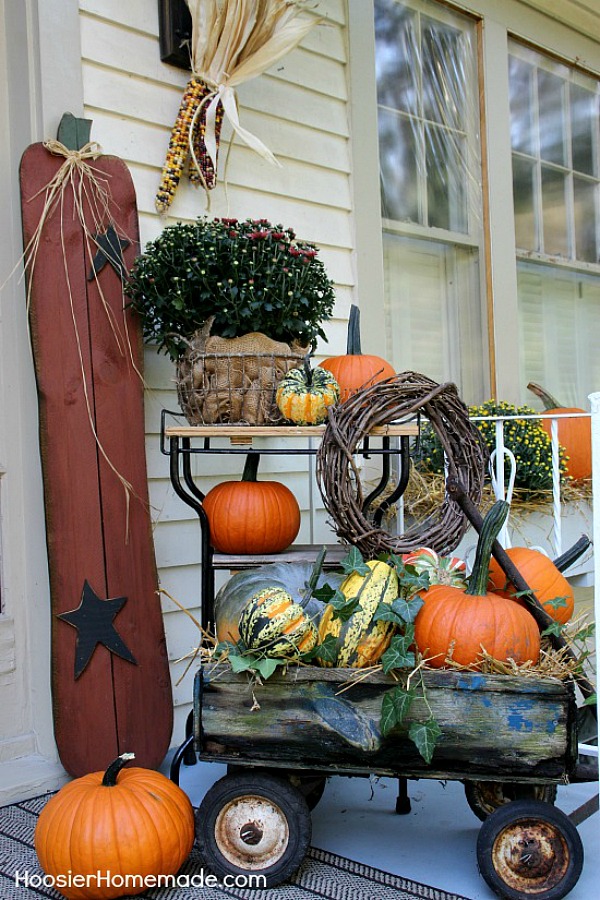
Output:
(468, 408), (593, 561)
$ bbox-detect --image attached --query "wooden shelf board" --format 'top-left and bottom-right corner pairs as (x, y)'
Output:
(165, 423), (419, 440)
(212, 544), (349, 569)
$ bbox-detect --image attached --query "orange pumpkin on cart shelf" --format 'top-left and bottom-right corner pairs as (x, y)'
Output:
(203, 452), (301, 554)
(320, 304), (395, 402)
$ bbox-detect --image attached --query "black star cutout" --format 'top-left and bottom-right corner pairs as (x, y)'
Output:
(58, 580), (138, 679)
(88, 225), (130, 281)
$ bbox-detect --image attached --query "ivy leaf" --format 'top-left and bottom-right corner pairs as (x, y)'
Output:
(311, 634), (338, 664)
(391, 595), (424, 624)
(340, 547), (370, 576)
(582, 693), (597, 707)
(409, 718), (442, 764)
(542, 621), (565, 638)
(253, 657), (285, 680)
(214, 640), (237, 658)
(330, 590), (360, 622)
(380, 685), (416, 736)
(380, 632), (416, 673)
(574, 623), (596, 642)
(545, 595), (570, 613)
(312, 583), (337, 603)
(372, 601), (402, 624)
(228, 653), (258, 673)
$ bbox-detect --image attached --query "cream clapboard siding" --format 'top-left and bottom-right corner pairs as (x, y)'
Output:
(78, 0), (352, 738)
(520, 0), (600, 43)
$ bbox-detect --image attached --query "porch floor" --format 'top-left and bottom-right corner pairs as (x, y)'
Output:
(178, 758), (599, 900)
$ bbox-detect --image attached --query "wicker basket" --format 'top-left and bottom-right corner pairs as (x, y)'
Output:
(176, 327), (306, 425)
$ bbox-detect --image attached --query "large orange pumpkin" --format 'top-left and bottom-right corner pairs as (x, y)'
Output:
(488, 547), (575, 624)
(320, 304), (395, 402)
(203, 453), (301, 554)
(35, 753), (195, 900)
(528, 382), (591, 481)
(414, 502), (541, 669)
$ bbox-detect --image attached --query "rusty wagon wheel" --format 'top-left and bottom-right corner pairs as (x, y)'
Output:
(196, 772), (311, 887)
(476, 799), (583, 900)
(464, 780), (557, 821)
(227, 765), (327, 811)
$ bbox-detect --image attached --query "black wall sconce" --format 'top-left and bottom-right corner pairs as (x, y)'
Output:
(158, 0), (193, 70)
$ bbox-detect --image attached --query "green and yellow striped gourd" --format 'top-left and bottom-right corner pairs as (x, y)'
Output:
(239, 587), (318, 659)
(318, 560), (399, 668)
(276, 360), (340, 425)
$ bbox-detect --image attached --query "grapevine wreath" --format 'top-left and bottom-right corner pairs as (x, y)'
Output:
(316, 372), (487, 557)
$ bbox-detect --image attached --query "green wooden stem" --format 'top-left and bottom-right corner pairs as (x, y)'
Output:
(347, 304), (362, 355)
(241, 453), (260, 482)
(465, 501), (510, 596)
(307, 546), (327, 597)
(527, 381), (563, 410)
(102, 752), (135, 786)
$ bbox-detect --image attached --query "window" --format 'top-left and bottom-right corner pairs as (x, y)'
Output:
(510, 41), (600, 406)
(510, 43), (600, 263)
(374, 0), (487, 402)
(369, 1), (600, 407)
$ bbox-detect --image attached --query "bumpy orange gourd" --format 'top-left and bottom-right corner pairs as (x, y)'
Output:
(414, 503), (541, 669)
(35, 754), (195, 900)
(488, 547), (574, 624)
(528, 382), (591, 481)
(203, 453), (300, 554)
(320, 304), (395, 402)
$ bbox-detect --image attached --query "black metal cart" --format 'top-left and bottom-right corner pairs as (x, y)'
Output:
(163, 413), (597, 900)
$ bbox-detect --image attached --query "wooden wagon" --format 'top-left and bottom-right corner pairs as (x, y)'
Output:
(170, 661), (595, 899)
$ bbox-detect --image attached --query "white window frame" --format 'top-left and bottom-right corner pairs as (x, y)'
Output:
(348, 0), (600, 402)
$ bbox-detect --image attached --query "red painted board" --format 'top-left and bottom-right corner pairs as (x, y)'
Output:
(20, 142), (173, 776)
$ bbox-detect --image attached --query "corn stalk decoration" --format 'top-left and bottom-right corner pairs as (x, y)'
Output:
(155, 0), (319, 213)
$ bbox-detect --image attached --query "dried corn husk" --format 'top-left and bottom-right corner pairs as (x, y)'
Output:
(156, 1), (319, 210)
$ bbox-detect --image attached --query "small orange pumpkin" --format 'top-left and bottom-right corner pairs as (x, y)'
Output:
(488, 547), (574, 624)
(320, 304), (395, 402)
(414, 502), (541, 669)
(528, 382), (591, 481)
(35, 753), (195, 900)
(203, 452), (301, 554)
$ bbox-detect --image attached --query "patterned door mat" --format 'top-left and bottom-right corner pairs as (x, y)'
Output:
(0, 793), (471, 900)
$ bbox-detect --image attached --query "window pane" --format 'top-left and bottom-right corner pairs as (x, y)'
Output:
(573, 177), (598, 263)
(379, 109), (420, 221)
(541, 166), (568, 256)
(426, 124), (467, 231)
(421, 16), (465, 130)
(538, 70), (566, 166)
(509, 56), (535, 155)
(571, 84), (597, 176)
(512, 155), (538, 251)
(518, 262), (600, 407)
(375, 0), (418, 115)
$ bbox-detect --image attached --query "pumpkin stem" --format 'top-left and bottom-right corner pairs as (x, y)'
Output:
(102, 752), (135, 786)
(465, 501), (510, 597)
(346, 304), (362, 355)
(527, 381), (563, 410)
(302, 356), (314, 387)
(306, 546), (327, 598)
(241, 452), (260, 482)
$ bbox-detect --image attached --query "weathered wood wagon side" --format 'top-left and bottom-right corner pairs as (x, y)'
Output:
(194, 664), (578, 784)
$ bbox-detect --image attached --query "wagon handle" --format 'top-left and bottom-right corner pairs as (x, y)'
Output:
(446, 476), (597, 711)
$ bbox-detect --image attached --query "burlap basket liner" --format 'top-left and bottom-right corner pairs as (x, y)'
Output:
(176, 329), (306, 425)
